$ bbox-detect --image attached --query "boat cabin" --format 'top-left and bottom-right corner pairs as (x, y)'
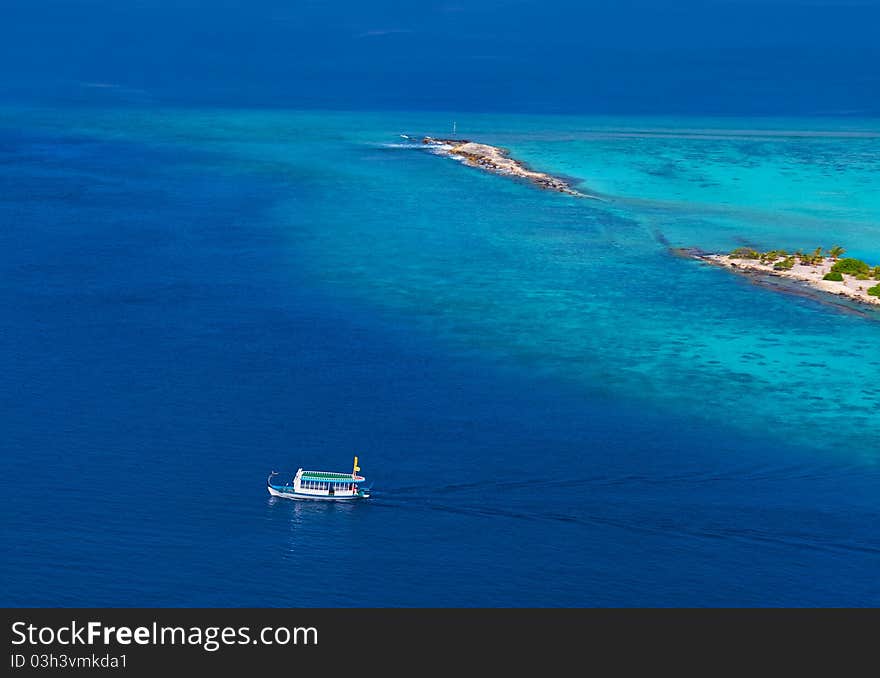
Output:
(295, 469), (364, 497)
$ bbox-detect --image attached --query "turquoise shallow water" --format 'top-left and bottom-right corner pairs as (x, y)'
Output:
(2, 106), (878, 605)
(270, 111), (880, 455)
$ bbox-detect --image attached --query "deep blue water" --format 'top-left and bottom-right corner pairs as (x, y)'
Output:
(2, 107), (879, 606)
(4, 1), (880, 116)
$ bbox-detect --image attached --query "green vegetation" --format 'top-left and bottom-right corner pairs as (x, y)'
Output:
(729, 247), (760, 259)
(722, 246), (880, 303)
(726, 245), (834, 266)
(831, 258), (870, 276)
(797, 246), (826, 265)
(760, 249), (789, 265)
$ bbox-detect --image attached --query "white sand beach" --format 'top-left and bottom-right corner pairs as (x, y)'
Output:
(704, 253), (880, 307)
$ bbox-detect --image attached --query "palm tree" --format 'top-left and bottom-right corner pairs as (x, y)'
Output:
(811, 247), (823, 265)
(828, 245), (845, 260)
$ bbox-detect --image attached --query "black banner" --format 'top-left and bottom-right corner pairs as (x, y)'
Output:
(2, 609), (877, 674)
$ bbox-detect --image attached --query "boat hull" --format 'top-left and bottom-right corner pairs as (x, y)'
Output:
(268, 485), (369, 501)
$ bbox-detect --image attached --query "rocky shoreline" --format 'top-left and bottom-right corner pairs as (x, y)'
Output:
(691, 250), (880, 308)
(421, 137), (592, 198)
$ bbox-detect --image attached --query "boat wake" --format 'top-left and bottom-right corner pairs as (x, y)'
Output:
(374, 141), (426, 149)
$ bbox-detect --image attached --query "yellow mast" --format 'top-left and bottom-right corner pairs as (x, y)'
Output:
(352, 456), (360, 478)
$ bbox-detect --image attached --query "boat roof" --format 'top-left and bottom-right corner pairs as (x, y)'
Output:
(300, 470), (365, 482)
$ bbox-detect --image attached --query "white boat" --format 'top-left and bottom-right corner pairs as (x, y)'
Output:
(268, 456), (370, 501)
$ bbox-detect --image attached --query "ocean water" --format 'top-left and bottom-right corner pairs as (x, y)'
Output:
(1, 106), (878, 606)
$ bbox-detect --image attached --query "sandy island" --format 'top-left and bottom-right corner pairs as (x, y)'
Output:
(421, 137), (593, 198)
(692, 251), (880, 308)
